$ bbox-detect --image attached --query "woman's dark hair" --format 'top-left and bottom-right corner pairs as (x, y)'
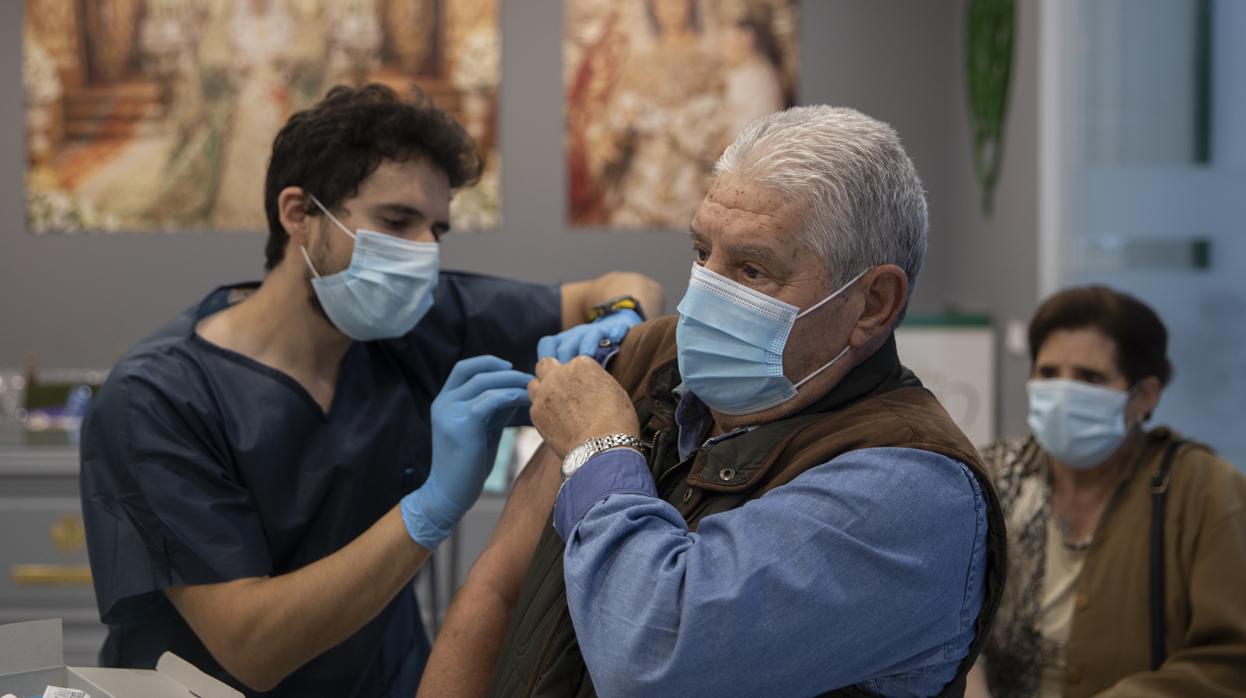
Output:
(263, 83), (481, 270)
(1028, 285), (1173, 387)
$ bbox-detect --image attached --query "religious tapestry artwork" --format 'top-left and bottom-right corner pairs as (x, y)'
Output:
(24, 0), (501, 234)
(566, 0), (798, 229)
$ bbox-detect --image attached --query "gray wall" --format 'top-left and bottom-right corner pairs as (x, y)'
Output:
(0, 0), (1040, 434)
(947, 0), (1041, 437)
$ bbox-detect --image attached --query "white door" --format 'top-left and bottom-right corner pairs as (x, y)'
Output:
(1043, 0), (1246, 468)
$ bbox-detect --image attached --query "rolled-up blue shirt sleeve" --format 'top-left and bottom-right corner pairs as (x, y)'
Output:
(558, 447), (989, 698)
(554, 448), (655, 539)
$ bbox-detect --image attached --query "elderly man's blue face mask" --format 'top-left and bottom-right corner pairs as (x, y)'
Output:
(675, 264), (868, 416)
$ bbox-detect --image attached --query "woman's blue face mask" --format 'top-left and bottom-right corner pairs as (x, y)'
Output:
(1027, 378), (1136, 468)
(300, 195), (439, 341)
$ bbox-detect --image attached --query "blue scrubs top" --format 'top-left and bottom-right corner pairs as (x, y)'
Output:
(79, 271), (561, 697)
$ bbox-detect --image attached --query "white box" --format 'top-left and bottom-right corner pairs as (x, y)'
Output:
(0, 619), (240, 698)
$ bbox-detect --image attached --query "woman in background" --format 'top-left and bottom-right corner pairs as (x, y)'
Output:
(967, 286), (1246, 698)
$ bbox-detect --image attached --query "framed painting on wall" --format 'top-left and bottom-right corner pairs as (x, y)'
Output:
(565, 0), (799, 230)
(23, 0), (501, 235)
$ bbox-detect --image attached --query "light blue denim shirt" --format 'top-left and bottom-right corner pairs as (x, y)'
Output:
(553, 393), (989, 698)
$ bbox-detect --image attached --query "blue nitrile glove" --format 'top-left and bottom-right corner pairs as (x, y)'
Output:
(400, 355), (533, 549)
(536, 309), (642, 363)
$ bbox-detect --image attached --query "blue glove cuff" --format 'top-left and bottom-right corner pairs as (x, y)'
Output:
(400, 475), (468, 550)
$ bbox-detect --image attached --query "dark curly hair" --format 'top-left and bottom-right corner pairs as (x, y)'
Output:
(1029, 285), (1174, 387)
(263, 83), (481, 270)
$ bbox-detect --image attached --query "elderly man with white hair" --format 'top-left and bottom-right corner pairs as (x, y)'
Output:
(418, 106), (1007, 698)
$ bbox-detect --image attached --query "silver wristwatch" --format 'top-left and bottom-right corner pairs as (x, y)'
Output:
(561, 434), (645, 482)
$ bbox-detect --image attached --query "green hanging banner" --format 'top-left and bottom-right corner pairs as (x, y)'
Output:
(966, 0), (1016, 215)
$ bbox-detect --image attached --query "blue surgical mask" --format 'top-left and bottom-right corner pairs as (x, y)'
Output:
(300, 195), (439, 341)
(1027, 379), (1132, 469)
(675, 264), (868, 416)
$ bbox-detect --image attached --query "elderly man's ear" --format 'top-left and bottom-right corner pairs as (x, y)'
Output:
(850, 265), (909, 349)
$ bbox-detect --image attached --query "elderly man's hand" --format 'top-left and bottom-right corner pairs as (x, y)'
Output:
(528, 356), (640, 458)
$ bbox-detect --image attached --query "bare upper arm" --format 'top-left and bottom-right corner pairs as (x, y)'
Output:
(559, 279), (598, 330)
(558, 272), (665, 331)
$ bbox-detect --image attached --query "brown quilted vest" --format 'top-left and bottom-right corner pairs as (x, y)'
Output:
(490, 317), (1007, 697)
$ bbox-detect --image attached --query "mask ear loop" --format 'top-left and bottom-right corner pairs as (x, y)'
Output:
(789, 268), (872, 390)
(792, 343), (853, 390)
(795, 268), (870, 319)
(1124, 383), (1150, 429)
(301, 194), (357, 279)
(308, 194), (357, 240)
(299, 246), (322, 279)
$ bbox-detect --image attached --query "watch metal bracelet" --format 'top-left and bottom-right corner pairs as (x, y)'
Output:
(561, 433), (645, 482)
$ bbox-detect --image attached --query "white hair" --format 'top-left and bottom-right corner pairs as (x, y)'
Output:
(714, 106), (928, 297)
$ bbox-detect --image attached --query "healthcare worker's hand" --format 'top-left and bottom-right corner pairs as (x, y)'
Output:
(536, 309), (642, 363)
(401, 356), (534, 550)
(528, 355), (639, 458)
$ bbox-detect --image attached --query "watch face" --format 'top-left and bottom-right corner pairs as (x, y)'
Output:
(562, 444), (589, 480)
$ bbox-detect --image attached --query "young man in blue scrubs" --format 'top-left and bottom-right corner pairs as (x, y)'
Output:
(78, 84), (660, 697)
